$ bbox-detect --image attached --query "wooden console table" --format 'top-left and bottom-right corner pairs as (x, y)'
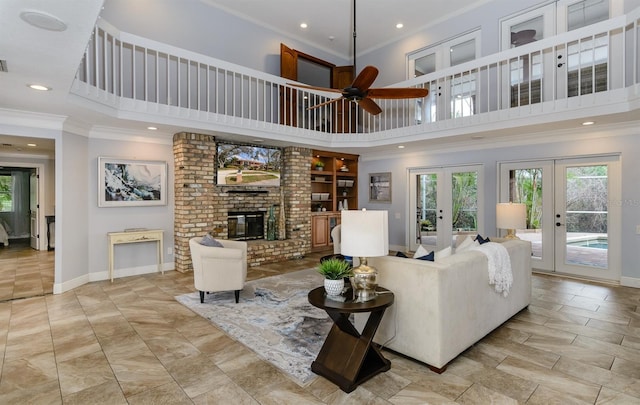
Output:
(107, 229), (164, 282)
(308, 286), (394, 393)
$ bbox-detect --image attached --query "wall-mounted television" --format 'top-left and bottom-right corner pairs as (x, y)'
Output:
(215, 142), (282, 187)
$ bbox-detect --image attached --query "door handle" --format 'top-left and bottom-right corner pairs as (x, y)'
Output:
(438, 216), (443, 220)
(556, 222), (563, 227)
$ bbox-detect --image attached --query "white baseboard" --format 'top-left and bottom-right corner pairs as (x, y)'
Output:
(53, 261), (176, 294)
(620, 276), (640, 288)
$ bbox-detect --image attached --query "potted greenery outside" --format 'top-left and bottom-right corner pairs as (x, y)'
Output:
(317, 258), (352, 296)
(315, 161), (325, 171)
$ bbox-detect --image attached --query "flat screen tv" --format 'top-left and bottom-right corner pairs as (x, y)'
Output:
(215, 142), (282, 187)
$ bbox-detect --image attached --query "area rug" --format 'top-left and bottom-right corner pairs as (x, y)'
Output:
(175, 268), (331, 386)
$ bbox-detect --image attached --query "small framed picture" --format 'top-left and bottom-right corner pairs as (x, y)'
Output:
(369, 172), (391, 203)
(98, 157), (167, 207)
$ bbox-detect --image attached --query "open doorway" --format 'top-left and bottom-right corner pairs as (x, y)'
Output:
(0, 136), (55, 300)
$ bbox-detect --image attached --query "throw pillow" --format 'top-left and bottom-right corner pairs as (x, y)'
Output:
(200, 233), (224, 247)
(475, 234), (491, 244)
(395, 251), (408, 258)
(416, 251), (435, 261)
(456, 235), (475, 252)
(435, 246), (452, 261)
(413, 244), (429, 259)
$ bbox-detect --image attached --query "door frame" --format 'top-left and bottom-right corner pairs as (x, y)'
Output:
(0, 161), (47, 251)
(498, 154), (621, 282)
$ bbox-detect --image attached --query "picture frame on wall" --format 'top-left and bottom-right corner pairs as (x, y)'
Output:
(98, 157), (167, 207)
(369, 172), (392, 203)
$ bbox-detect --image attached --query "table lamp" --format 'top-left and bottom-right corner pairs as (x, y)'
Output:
(340, 209), (389, 301)
(496, 202), (526, 239)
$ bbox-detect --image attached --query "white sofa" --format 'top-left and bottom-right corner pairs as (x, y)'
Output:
(354, 239), (532, 372)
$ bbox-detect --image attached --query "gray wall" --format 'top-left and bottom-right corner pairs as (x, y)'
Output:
(101, 0), (350, 76)
(57, 132), (89, 284)
(357, 127), (640, 281)
(87, 138), (174, 278)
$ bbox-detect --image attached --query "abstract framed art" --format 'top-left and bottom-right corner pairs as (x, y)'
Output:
(98, 157), (167, 207)
(369, 172), (392, 203)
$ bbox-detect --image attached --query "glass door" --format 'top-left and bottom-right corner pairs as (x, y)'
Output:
(410, 165), (483, 252)
(554, 157), (620, 280)
(499, 156), (620, 281)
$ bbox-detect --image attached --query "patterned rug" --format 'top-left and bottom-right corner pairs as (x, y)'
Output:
(175, 268), (331, 386)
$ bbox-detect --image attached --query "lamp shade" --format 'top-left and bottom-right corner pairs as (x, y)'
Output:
(496, 203), (526, 229)
(340, 209), (389, 257)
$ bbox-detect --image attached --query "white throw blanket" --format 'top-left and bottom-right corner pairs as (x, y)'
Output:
(471, 242), (513, 297)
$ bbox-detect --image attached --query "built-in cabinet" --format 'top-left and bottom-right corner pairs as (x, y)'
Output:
(310, 150), (358, 251)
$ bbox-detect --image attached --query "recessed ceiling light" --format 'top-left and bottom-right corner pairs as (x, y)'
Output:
(28, 84), (50, 91)
(398, 145), (405, 149)
(147, 126), (157, 130)
(582, 121), (595, 126)
(396, 23), (404, 29)
(471, 135), (484, 140)
(20, 10), (67, 32)
(300, 23), (308, 29)
(27, 143), (37, 147)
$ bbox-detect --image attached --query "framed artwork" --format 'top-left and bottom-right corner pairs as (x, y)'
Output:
(98, 157), (167, 207)
(369, 172), (392, 203)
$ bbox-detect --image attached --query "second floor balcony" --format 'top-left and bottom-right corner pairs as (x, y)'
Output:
(70, 8), (640, 149)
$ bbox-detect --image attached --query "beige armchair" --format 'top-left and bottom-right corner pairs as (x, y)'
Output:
(331, 224), (341, 254)
(189, 237), (247, 303)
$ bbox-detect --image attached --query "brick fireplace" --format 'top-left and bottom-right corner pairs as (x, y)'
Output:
(173, 133), (312, 272)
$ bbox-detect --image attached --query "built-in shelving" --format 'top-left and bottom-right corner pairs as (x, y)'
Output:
(310, 150), (359, 250)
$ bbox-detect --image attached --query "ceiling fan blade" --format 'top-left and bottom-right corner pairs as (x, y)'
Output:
(287, 83), (343, 94)
(357, 98), (383, 115)
(367, 87), (429, 99)
(307, 97), (345, 110)
(351, 66), (379, 92)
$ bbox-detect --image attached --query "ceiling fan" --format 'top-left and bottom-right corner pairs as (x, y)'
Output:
(288, 0), (428, 115)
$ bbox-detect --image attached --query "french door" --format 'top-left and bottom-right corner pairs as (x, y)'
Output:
(499, 155), (620, 281)
(409, 165), (483, 252)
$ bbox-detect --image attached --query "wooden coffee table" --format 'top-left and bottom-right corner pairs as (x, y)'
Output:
(308, 285), (394, 393)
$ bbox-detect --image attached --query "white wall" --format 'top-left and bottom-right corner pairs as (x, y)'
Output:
(87, 137), (175, 281)
(357, 124), (640, 283)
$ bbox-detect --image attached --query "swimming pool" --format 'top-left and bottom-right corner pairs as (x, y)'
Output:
(567, 238), (608, 249)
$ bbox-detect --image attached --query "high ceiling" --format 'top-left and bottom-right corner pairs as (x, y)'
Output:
(0, 0), (495, 154)
(200, 0), (493, 60)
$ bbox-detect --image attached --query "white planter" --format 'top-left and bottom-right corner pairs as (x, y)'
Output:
(324, 278), (344, 296)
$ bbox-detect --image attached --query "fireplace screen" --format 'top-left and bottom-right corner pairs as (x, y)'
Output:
(228, 211), (264, 240)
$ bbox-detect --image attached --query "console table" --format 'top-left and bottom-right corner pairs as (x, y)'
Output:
(308, 286), (394, 393)
(107, 229), (164, 282)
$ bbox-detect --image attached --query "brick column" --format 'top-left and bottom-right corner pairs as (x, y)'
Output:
(173, 132), (216, 273)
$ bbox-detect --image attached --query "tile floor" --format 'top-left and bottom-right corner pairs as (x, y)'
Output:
(0, 242), (639, 404)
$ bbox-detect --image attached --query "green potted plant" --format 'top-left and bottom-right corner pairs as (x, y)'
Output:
(317, 258), (352, 296)
(315, 160), (325, 171)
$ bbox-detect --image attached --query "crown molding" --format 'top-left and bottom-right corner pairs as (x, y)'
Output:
(89, 125), (173, 145)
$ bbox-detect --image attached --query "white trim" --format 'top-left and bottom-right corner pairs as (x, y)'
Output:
(620, 276), (640, 288)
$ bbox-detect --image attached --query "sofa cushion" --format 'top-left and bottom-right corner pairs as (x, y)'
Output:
(200, 233), (224, 247)
(413, 245), (429, 259)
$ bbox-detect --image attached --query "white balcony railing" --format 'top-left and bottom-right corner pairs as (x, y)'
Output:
(71, 9), (640, 141)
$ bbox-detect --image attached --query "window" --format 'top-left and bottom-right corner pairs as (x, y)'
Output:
(0, 175), (13, 212)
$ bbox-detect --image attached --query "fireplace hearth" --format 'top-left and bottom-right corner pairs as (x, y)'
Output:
(228, 211), (264, 240)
